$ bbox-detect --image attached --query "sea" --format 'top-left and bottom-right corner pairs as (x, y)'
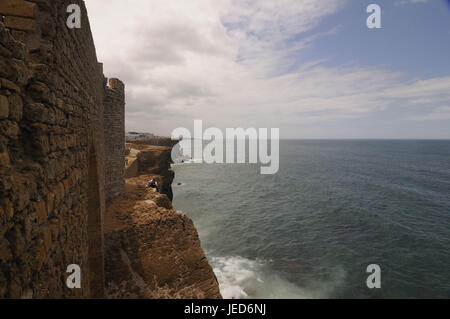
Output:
(172, 140), (450, 299)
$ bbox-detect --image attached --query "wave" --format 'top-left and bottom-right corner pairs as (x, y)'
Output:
(210, 255), (346, 299)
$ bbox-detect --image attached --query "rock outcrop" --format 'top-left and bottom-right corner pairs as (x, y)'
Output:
(105, 150), (222, 299)
(125, 143), (175, 200)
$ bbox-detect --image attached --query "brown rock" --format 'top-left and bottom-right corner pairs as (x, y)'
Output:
(0, 58), (12, 78)
(0, 44), (12, 58)
(6, 226), (26, 256)
(10, 58), (32, 85)
(10, 184), (30, 212)
(4, 16), (36, 32)
(29, 82), (50, 101)
(24, 103), (48, 122)
(0, 95), (8, 119)
(7, 93), (23, 121)
(32, 135), (50, 155)
(21, 288), (33, 299)
(0, 198), (14, 223)
(0, 0), (38, 18)
(1, 78), (20, 92)
(0, 151), (11, 171)
(0, 240), (12, 263)
(104, 175), (222, 299)
(0, 175), (13, 192)
(32, 0), (51, 11)
(41, 225), (52, 250)
(46, 193), (54, 215)
(11, 30), (25, 43)
(0, 120), (20, 139)
(8, 278), (22, 298)
(36, 199), (46, 224)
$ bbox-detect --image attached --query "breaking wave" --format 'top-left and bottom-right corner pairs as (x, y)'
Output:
(211, 255), (345, 299)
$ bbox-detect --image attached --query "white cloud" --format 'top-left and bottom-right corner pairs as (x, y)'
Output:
(85, 0), (450, 137)
(395, 0), (428, 5)
(382, 77), (450, 106)
(405, 106), (450, 121)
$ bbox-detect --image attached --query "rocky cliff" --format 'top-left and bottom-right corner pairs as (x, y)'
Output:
(125, 143), (175, 200)
(105, 142), (222, 299)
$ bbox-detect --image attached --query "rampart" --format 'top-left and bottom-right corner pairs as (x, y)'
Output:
(0, 0), (125, 298)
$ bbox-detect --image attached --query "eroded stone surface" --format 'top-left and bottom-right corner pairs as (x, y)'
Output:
(0, 1), (124, 298)
(104, 174), (222, 299)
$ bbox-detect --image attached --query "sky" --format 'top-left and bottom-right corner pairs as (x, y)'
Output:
(85, 0), (450, 139)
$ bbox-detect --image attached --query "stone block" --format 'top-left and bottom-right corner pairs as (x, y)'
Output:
(32, 135), (50, 155)
(11, 30), (25, 43)
(4, 16), (36, 32)
(0, 0), (37, 18)
(31, 0), (51, 11)
(24, 103), (48, 122)
(29, 81), (50, 101)
(0, 120), (20, 139)
(0, 44), (12, 58)
(36, 199), (46, 224)
(0, 151), (11, 171)
(0, 95), (8, 119)
(0, 240), (12, 263)
(0, 198), (14, 222)
(7, 93), (23, 121)
(6, 226), (26, 256)
(1, 78), (20, 92)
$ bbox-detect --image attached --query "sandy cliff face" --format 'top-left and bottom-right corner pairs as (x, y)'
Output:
(125, 144), (175, 200)
(105, 146), (221, 299)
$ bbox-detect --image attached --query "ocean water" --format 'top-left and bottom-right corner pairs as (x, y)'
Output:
(172, 140), (450, 299)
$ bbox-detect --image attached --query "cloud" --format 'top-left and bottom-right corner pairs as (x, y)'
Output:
(404, 106), (450, 121)
(85, 0), (450, 137)
(395, 0), (428, 5)
(382, 77), (450, 106)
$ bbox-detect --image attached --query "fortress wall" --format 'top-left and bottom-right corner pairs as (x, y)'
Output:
(104, 78), (125, 203)
(0, 0), (122, 298)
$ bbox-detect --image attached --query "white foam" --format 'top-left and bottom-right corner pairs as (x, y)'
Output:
(211, 256), (261, 299)
(211, 255), (346, 299)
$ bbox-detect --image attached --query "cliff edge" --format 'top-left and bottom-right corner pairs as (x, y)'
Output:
(104, 143), (222, 299)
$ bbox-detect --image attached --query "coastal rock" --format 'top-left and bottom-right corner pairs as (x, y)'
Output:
(124, 144), (176, 200)
(104, 175), (222, 299)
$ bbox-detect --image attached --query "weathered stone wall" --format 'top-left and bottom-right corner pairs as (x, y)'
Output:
(0, 0), (123, 298)
(104, 78), (125, 202)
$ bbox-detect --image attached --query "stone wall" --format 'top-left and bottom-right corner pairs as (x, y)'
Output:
(104, 78), (125, 202)
(0, 0), (124, 298)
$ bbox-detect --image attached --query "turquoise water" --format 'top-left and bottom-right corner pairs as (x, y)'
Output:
(172, 140), (450, 299)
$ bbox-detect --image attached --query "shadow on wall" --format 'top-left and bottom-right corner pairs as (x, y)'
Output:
(87, 144), (104, 298)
